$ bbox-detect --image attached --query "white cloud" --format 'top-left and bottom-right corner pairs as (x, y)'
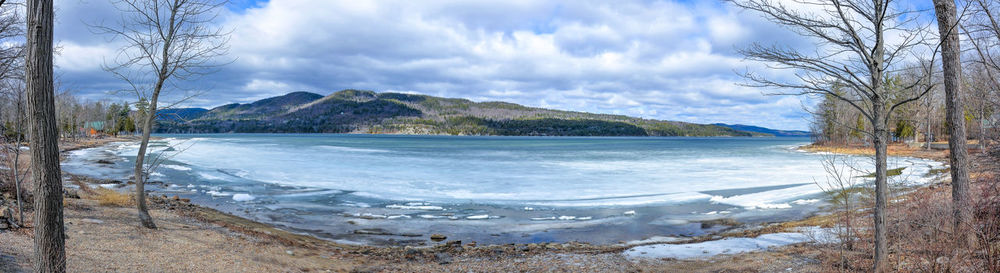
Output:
(243, 79), (290, 92)
(51, 0), (850, 130)
(55, 42), (115, 72)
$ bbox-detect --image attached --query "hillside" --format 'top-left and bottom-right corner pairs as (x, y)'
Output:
(713, 123), (811, 137)
(155, 90), (771, 137)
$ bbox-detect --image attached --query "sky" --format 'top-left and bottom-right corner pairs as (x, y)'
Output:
(49, 0), (936, 131)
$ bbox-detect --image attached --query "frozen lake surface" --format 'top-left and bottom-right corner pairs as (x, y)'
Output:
(63, 134), (942, 245)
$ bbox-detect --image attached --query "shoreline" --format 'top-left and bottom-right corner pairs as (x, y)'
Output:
(796, 143), (950, 161)
(0, 138), (949, 271)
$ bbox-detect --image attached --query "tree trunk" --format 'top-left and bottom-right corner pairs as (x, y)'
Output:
(25, 0), (66, 271)
(13, 99), (24, 225)
(926, 107), (932, 150)
(872, 103), (890, 273)
(13, 138), (23, 225)
(933, 0), (973, 240)
(981, 108), (987, 152)
(132, 101), (157, 229)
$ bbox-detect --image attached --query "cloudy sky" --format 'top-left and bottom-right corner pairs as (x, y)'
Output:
(50, 0), (933, 131)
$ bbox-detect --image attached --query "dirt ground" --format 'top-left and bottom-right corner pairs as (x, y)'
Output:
(0, 195), (830, 272)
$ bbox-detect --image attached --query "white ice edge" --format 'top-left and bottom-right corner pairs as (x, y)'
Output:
(625, 227), (836, 260)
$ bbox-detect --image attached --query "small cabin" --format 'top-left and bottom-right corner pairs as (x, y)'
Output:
(81, 121), (106, 137)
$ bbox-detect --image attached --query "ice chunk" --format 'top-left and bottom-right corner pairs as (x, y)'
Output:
(466, 214), (489, 220)
(625, 232), (811, 260)
(386, 204), (444, 211)
(232, 193), (255, 202)
(206, 190), (231, 197)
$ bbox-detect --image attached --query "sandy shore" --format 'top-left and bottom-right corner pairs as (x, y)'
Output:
(3, 139), (949, 272)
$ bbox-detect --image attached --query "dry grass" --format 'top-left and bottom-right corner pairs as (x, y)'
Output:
(93, 188), (134, 207)
(799, 143), (949, 161)
(799, 154), (999, 272)
(0, 197), (359, 272)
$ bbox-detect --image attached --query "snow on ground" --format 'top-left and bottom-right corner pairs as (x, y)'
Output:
(624, 227), (835, 260)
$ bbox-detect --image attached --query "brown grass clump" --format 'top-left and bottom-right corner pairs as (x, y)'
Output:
(94, 188), (134, 207)
(804, 152), (999, 272)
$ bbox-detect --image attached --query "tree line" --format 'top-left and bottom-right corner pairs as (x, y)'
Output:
(5, 93), (148, 139)
(810, 63), (996, 147)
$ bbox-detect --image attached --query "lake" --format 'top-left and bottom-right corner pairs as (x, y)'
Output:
(62, 134), (942, 245)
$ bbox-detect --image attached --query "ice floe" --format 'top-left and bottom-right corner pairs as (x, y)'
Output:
(206, 190), (231, 197)
(625, 232), (810, 260)
(232, 193), (255, 202)
(161, 164), (192, 171)
(465, 214), (490, 220)
(625, 227), (836, 260)
(385, 203), (444, 211)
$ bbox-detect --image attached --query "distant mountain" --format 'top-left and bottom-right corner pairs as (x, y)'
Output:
(155, 90), (773, 137)
(156, 108), (208, 122)
(712, 123), (811, 137)
(199, 91), (324, 120)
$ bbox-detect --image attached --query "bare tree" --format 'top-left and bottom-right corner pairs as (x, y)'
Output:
(933, 0), (974, 245)
(0, 85), (30, 225)
(917, 79), (942, 150)
(25, 0), (66, 270)
(815, 154), (863, 268)
(726, 0), (938, 271)
(0, 0), (25, 228)
(92, 0), (230, 229)
(964, 63), (994, 151)
(964, 0), (1000, 149)
(1, 82), (28, 228)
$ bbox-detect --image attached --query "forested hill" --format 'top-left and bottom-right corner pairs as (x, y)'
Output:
(712, 123), (811, 137)
(155, 90), (772, 137)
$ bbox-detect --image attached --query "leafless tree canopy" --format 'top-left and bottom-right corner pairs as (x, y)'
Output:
(90, 0), (230, 229)
(93, 0), (230, 101)
(964, 0), (1000, 136)
(731, 0), (939, 126)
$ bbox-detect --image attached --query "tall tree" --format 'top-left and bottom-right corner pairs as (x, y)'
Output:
(25, 0), (66, 271)
(726, 0), (937, 271)
(932, 0), (973, 242)
(93, 0), (230, 229)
